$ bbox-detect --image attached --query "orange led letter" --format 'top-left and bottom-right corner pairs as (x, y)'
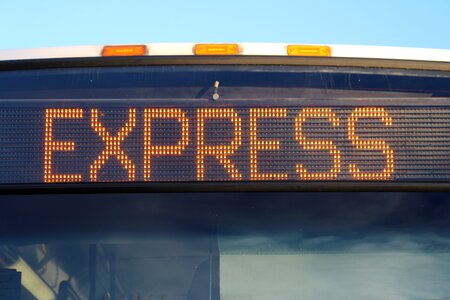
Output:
(144, 108), (189, 180)
(295, 108), (341, 180)
(249, 108), (288, 180)
(90, 108), (136, 181)
(44, 109), (83, 183)
(197, 108), (242, 180)
(348, 107), (394, 180)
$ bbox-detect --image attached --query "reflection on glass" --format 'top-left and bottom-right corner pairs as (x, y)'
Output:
(1, 192), (450, 299)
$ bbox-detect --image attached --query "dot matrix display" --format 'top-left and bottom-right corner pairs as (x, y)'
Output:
(2, 101), (450, 184)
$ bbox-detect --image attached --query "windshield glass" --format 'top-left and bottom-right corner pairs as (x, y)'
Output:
(1, 65), (450, 186)
(1, 65), (449, 99)
(2, 65), (450, 299)
(2, 192), (450, 300)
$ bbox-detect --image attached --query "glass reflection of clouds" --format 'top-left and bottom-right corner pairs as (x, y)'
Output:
(220, 233), (450, 300)
(2, 192), (450, 299)
(218, 192), (450, 299)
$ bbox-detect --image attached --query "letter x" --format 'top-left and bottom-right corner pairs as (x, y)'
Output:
(90, 108), (136, 181)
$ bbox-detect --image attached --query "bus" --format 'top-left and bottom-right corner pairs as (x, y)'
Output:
(1, 43), (450, 299)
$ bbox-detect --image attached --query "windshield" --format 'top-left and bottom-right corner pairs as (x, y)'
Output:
(1, 65), (450, 186)
(2, 192), (450, 300)
(1, 65), (449, 99)
(1, 64), (450, 300)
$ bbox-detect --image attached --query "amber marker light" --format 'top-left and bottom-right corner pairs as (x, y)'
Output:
(102, 45), (147, 56)
(287, 45), (331, 57)
(194, 44), (239, 55)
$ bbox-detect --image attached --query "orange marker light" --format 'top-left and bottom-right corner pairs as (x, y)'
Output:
(287, 45), (331, 57)
(102, 45), (147, 56)
(194, 44), (239, 55)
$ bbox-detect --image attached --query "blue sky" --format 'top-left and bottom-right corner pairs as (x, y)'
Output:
(1, 0), (449, 50)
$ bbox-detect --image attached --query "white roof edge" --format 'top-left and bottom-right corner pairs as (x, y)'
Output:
(0, 43), (449, 62)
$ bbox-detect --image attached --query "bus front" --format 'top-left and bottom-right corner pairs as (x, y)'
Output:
(1, 43), (450, 300)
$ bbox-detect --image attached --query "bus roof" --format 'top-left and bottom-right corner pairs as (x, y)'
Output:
(0, 43), (449, 62)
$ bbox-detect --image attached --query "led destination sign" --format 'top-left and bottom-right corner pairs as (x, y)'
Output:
(1, 102), (450, 184)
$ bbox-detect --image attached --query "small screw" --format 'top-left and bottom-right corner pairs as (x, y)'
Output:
(212, 81), (220, 101)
